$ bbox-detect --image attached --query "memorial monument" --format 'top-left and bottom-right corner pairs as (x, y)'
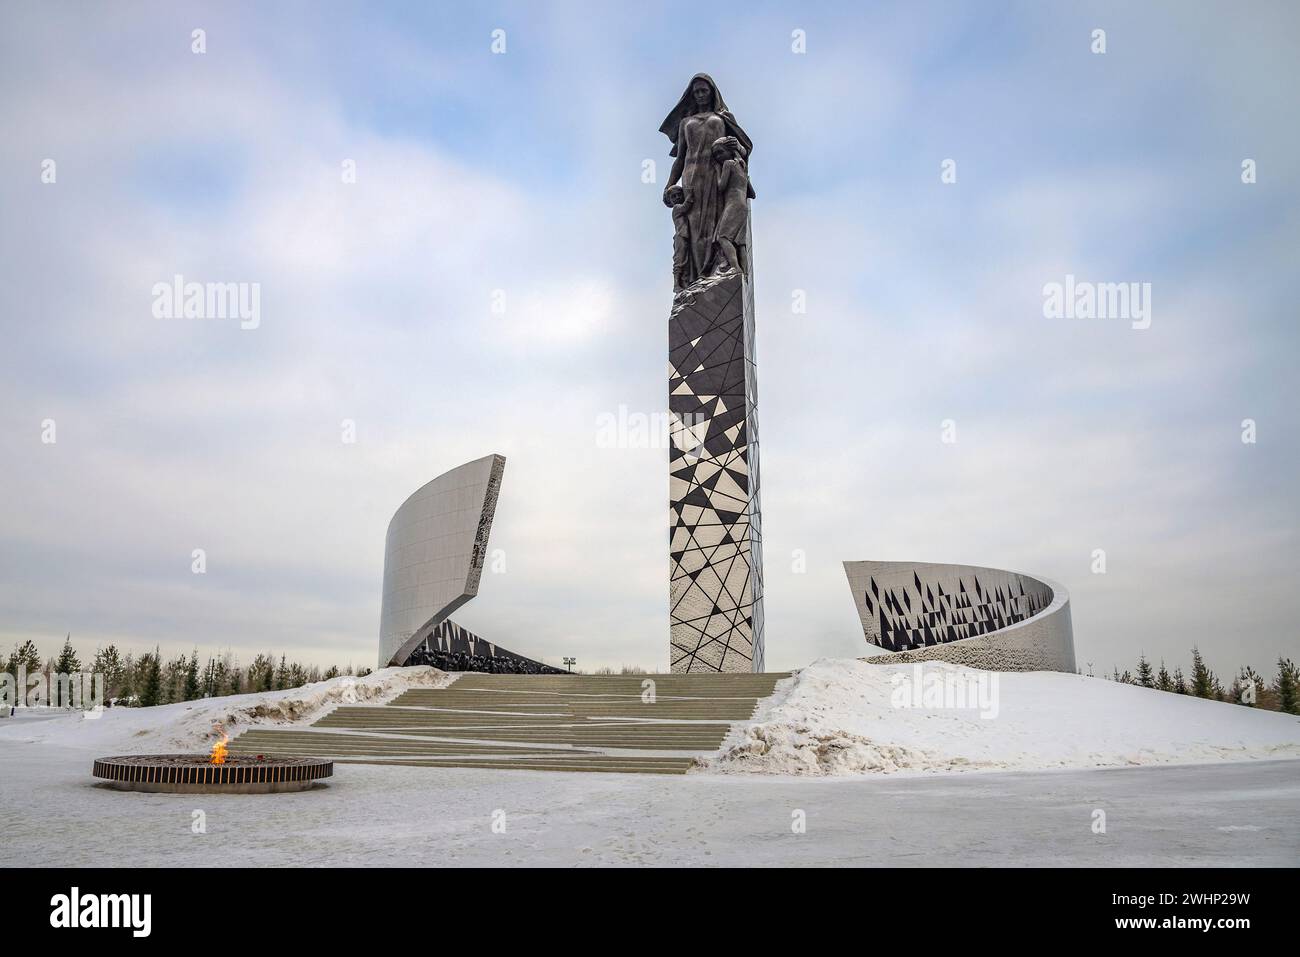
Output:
(661, 74), (766, 673)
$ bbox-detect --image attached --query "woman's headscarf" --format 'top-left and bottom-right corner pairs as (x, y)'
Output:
(658, 73), (754, 159)
(658, 73), (756, 198)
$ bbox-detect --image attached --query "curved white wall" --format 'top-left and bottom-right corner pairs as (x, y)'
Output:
(378, 454), (505, 668)
(843, 560), (1076, 673)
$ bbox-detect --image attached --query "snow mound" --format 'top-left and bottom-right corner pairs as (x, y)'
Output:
(703, 658), (1300, 776)
(0, 666), (451, 754)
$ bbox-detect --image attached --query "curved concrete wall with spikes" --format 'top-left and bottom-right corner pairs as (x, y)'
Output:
(843, 560), (1076, 673)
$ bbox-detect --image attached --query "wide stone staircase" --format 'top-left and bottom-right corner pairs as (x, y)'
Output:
(230, 671), (789, 775)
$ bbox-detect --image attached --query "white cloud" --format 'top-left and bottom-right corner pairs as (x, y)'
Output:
(1, 1), (1297, 683)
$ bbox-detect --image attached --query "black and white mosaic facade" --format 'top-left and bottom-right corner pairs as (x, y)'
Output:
(843, 561), (1077, 673)
(669, 270), (765, 673)
(399, 619), (563, 675)
(859, 569), (1051, 652)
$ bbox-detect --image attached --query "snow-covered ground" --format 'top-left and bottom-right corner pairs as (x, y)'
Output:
(3, 658), (1296, 776)
(2, 658), (1298, 866)
(707, 659), (1300, 776)
(0, 666), (451, 754)
(1, 744), (1295, 866)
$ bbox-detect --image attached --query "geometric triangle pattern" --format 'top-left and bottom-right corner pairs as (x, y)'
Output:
(668, 270), (765, 672)
(397, 618), (565, 674)
(859, 569), (1051, 652)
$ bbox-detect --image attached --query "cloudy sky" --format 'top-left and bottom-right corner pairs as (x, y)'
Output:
(1, 1), (1296, 678)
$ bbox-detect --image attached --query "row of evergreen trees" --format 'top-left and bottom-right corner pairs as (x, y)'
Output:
(1101, 647), (1298, 714)
(3, 636), (371, 707)
(10, 636), (1297, 715)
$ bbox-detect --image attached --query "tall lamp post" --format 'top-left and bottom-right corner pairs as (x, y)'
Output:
(562, 657), (576, 673)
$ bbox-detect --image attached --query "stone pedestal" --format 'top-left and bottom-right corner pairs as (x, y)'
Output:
(668, 270), (765, 672)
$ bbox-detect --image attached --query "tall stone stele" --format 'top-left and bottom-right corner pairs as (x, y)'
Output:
(660, 73), (765, 673)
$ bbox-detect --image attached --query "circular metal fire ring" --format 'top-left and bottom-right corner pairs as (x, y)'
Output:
(92, 754), (333, 793)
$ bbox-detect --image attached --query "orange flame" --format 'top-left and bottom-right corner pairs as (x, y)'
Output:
(210, 722), (229, 765)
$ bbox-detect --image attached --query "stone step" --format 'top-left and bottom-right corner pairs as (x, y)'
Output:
(244, 670), (786, 773)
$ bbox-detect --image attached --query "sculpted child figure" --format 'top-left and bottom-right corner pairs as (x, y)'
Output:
(664, 184), (694, 292)
(711, 135), (749, 278)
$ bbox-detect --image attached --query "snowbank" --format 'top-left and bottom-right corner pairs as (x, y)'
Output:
(704, 658), (1300, 776)
(0, 666), (451, 754)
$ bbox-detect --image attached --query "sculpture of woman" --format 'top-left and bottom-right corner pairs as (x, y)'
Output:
(659, 73), (755, 286)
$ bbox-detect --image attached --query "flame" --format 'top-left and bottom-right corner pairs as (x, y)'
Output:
(210, 722), (229, 765)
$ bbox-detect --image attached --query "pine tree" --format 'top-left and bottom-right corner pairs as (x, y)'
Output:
(118, 653), (137, 701)
(1276, 657), (1298, 716)
(1191, 647), (1214, 699)
(246, 654), (272, 692)
(1232, 667), (1261, 706)
(8, 639), (43, 677)
(160, 654), (187, 705)
(1211, 674), (1226, 701)
(1136, 655), (1154, 689)
(274, 655), (289, 691)
(213, 651), (235, 696)
(1173, 667), (1188, 695)
(138, 649), (162, 707)
(1155, 660), (1173, 692)
(53, 634), (81, 674)
(182, 650), (200, 701)
(91, 644), (125, 701)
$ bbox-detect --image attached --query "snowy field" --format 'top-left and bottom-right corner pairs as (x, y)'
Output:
(1, 746), (1296, 866)
(0, 666), (452, 754)
(2, 660), (1297, 866)
(710, 659), (1300, 775)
